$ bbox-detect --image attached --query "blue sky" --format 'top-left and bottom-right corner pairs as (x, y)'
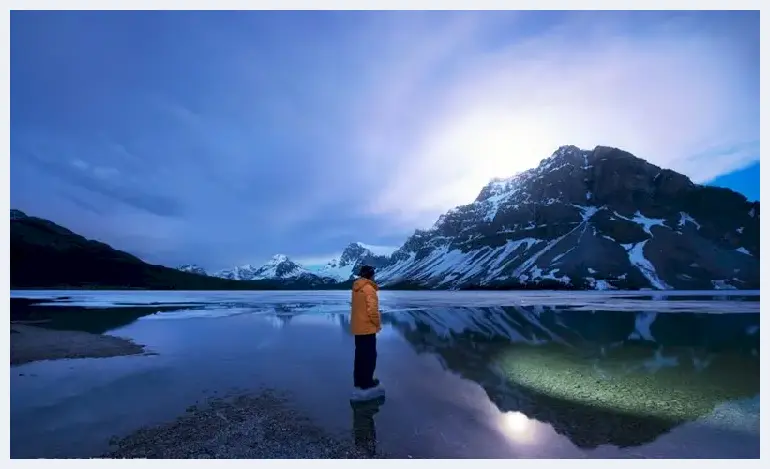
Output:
(10, 10), (759, 270)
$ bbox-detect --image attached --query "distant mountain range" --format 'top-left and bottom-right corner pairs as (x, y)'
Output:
(179, 242), (395, 283)
(175, 145), (760, 291)
(11, 145), (760, 290)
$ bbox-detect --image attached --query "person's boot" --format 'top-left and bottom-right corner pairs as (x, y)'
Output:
(351, 379), (384, 402)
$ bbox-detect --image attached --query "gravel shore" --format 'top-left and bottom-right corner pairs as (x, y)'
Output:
(10, 324), (147, 366)
(104, 390), (386, 459)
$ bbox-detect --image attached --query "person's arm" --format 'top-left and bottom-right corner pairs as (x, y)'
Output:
(364, 284), (381, 331)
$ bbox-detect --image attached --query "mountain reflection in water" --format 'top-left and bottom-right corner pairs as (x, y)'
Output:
(342, 305), (759, 450)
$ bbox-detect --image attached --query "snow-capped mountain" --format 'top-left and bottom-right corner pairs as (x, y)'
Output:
(313, 242), (395, 281)
(198, 254), (336, 286)
(212, 264), (260, 281)
(178, 264), (208, 276)
(375, 145), (759, 290)
(211, 255), (309, 281)
(250, 254), (316, 280)
(178, 243), (397, 284)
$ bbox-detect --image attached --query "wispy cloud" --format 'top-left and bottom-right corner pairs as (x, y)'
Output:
(349, 11), (759, 229)
(10, 11), (758, 269)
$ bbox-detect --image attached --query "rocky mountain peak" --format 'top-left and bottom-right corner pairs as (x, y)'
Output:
(549, 144), (589, 164)
(268, 254), (289, 265)
(472, 145), (701, 218)
(339, 242), (369, 266)
(377, 144), (759, 291)
(268, 257), (304, 278)
(313, 242), (394, 282)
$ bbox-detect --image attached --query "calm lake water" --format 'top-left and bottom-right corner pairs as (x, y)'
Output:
(10, 290), (760, 458)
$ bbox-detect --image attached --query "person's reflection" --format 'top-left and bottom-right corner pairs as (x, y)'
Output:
(350, 395), (386, 456)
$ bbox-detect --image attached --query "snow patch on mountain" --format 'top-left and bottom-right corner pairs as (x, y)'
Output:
(528, 266), (570, 285)
(622, 241), (671, 290)
(678, 212), (701, 230)
(613, 210), (666, 235)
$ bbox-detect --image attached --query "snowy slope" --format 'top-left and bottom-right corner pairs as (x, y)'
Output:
(313, 257), (357, 282)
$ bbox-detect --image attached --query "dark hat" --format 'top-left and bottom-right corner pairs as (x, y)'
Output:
(358, 265), (375, 279)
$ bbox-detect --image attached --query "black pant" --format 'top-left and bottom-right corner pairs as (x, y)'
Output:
(354, 333), (377, 389)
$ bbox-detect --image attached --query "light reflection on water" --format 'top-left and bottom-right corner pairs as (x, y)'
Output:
(500, 411), (538, 443)
(10, 291), (760, 458)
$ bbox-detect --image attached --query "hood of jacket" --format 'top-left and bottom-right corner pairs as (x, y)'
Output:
(353, 277), (378, 292)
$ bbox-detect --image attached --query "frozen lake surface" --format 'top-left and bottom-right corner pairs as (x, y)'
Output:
(10, 290), (760, 458)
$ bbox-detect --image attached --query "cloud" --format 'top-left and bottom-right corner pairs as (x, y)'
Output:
(69, 158), (121, 180)
(10, 11), (758, 270)
(349, 11), (759, 229)
(62, 193), (107, 216)
(293, 253), (341, 267)
(70, 158), (89, 171)
(20, 146), (185, 218)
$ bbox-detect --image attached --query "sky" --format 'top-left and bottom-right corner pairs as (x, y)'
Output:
(10, 10), (760, 271)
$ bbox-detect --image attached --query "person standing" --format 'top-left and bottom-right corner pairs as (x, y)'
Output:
(350, 264), (384, 401)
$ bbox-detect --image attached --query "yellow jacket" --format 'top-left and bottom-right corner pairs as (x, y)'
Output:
(351, 277), (381, 335)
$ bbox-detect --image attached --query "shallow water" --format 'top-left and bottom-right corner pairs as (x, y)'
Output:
(10, 290), (760, 458)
